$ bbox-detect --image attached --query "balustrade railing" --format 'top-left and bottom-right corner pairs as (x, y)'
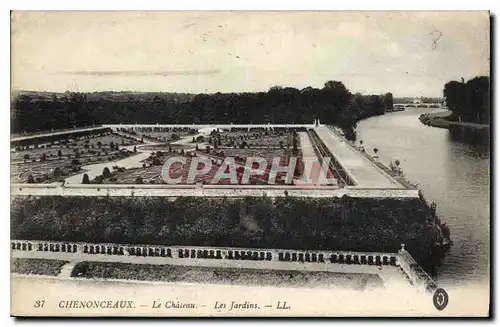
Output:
(11, 239), (436, 293)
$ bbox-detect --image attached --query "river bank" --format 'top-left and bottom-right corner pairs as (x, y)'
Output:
(419, 111), (490, 145)
(419, 111), (454, 129)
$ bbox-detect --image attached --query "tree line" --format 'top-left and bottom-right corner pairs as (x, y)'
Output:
(12, 81), (393, 140)
(443, 76), (490, 124)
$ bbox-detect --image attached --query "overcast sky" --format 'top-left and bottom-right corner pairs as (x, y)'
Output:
(11, 11), (490, 97)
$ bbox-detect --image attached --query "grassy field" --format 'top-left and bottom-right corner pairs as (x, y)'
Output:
(11, 258), (67, 276)
(71, 261), (384, 290)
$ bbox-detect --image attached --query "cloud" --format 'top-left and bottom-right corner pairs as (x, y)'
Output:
(53, 69), (221, 77)
(386, 43), (401, 57)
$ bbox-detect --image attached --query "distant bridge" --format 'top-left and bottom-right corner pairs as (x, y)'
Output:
(393, 103), (445, 109)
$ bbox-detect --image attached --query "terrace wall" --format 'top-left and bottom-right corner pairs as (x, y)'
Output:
(11, 184), (419, 198)
(11, 239), (437, 293)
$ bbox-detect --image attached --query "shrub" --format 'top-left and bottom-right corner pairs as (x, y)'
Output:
(53, 167), (61, 178)
(81, 174), (90, 184)
(102, 167), (112, 179)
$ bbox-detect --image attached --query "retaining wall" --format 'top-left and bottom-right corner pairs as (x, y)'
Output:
(10, 183), (420, 198)
(11, 239), (436, 293)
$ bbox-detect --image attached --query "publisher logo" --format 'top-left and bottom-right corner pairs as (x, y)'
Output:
(433, 288), (449, 311)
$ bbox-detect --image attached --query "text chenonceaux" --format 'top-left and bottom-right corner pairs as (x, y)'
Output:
(58, 300), (135, 309)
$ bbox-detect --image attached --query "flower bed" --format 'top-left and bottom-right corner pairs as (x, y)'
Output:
(71, 261), (384, 290)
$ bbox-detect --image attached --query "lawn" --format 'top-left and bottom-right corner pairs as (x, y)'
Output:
(11, 258), (67, 276)
(71, 261), (385, 290)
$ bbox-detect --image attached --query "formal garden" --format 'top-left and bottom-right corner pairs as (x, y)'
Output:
(10, 131), (143, 184)
(202, 128), (303, 150)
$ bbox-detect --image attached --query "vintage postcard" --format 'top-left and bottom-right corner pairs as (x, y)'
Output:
(10, 11), (490, 317)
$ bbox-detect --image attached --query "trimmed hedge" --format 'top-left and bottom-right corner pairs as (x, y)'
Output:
(11, 195), (436, 265)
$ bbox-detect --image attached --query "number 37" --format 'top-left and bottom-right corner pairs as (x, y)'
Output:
(34, 300), (45, 308)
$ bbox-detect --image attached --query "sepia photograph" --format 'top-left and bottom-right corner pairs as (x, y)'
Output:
(9, 10), (490, 317)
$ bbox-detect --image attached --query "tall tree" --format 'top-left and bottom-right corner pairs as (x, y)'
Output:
(444, 76), (490, 124)
(444, 80), (467, 121)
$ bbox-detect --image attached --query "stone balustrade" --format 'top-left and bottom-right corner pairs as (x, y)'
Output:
(396, 244), (438, 293)
(11, 239), (437, 293)
(11, 239), (398, 266)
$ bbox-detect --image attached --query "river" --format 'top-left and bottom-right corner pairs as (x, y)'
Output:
(356, 108), (490, 287)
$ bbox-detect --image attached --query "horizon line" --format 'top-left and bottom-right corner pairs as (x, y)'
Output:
(11, 89), (444, 99)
